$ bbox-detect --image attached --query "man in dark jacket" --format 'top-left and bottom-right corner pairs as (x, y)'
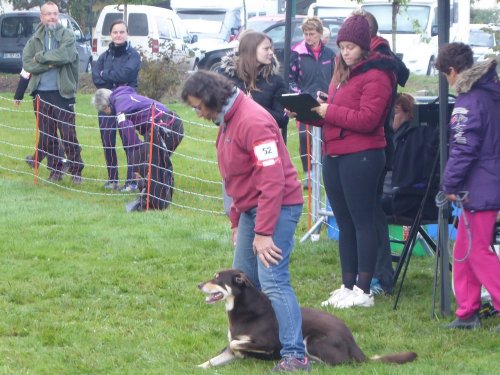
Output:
(435, 43), (500, 331)
(22, 1), (83, 184)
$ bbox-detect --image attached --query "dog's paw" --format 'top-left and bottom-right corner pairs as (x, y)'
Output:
(197, 361), (211, 369)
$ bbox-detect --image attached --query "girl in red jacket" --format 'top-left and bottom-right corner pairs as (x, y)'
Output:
(182, 71), (309, 372)
(311, 15), (397, 309)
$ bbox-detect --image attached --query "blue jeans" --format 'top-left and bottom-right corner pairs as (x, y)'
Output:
(233, 204), (305, 359)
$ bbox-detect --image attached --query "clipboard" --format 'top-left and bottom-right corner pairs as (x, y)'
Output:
(277, 93), (322, 123)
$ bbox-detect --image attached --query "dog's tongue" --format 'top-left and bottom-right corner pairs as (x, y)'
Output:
(206, 292), (223, 304)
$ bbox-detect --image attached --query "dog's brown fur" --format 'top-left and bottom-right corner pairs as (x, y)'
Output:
(198, 269), (417, 368)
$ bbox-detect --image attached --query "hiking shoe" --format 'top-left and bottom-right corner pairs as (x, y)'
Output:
(47, 171), (63, 182)
(370, 278), (385, 295)
(25, 154), (38, 169)
(61, 159), (70, 174)
(334, 285), (374, 309)
(104, 181), (120, 190)
(272, 356), (311, 372)
(72, 175), (83, 185)
(120, 183), (138, 193)
(321, 285), (353, 307)
(445, 313), (480, 330)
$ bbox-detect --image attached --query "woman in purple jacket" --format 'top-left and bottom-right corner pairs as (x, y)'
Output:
(92, 87), (184, 210)
(435, 43), (500, 332)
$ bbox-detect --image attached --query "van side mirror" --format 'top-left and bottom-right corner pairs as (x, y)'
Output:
(431, 25), (438, 37)
(191, 34), (198, 43)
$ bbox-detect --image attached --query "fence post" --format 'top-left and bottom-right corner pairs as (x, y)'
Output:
(146, 104), (156, 211)
(34, 95), (40, 185)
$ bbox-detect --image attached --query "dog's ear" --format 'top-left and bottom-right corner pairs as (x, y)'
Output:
(233, 272), (254, 287)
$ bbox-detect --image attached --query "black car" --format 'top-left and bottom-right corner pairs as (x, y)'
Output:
(198, 15), (342, 72)
(0, 11), (92, 73)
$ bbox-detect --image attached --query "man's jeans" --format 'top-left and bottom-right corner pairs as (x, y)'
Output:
(233, 204), (305, 359)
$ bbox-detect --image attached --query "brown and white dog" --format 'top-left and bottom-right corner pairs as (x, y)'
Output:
(197, 269), (417, 369)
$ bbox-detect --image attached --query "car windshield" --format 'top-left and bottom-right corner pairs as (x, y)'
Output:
(469, 30), (494, 47)
(246, 19), (276, 33)
(176, 10), (226, 34)
(362, 5), (431, 33)
(1, 16), (38, 38)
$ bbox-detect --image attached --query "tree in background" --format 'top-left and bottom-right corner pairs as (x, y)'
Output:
(471, 7), (500, 25)
(7, 0), (159, 33)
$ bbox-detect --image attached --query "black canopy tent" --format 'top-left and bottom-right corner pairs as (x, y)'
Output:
(282, 0), (453, 316)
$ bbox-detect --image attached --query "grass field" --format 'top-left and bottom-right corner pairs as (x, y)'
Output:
(0, 77), (499, 374)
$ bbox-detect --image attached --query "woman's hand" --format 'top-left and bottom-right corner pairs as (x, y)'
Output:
(285, 109), (297, 119)
(231, 227), (238, 247)
(311, 103), (328, 119)
(316, 91), (328, 103)
(253, 234), (282, 268)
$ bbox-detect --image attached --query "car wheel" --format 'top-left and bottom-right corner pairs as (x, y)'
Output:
(426, 57), (437, 76)
(192, 60), (199, 72)
(209, 60), (222, 72)
(86, 59), (92, 74)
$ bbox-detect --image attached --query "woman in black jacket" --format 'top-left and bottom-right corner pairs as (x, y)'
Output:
(216, 31), (289, 129)
(92, 19), (141, 191)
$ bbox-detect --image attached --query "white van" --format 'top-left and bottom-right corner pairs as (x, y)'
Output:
(92, 4), (202, 71)
(468, 24), (497, 62)
(307, 0), (357, 19)
(308, 0), (470, 75)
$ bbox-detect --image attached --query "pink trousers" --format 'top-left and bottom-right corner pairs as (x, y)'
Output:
(453, 210), (500, 319)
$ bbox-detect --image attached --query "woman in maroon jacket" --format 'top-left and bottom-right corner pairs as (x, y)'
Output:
(182, 71), (310, 372)
(311, 15), (396, 309)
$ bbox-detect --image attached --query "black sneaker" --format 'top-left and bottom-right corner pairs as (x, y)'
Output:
(25, 154), (38, 169)
(72, 175), (83, 185)
(103, 181), (120, 190)
(48, 171), (63, 182)
(272, 356), (311, 372)
(445, 313), (480, 330)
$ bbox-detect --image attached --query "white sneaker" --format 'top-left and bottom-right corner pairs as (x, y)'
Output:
(334, 285), (374, 309)
(321, 285), (353, 307)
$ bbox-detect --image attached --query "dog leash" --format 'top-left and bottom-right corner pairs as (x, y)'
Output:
(435, 191), (472, 262)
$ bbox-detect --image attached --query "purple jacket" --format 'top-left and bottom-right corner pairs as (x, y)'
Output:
(442, 59), (500, 211)
(110, 86), (176, 144)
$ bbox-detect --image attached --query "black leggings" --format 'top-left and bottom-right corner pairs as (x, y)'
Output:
(323, 149), (385, 293)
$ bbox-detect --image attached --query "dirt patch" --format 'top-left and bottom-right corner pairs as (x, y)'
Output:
(0, 74), (20, 94)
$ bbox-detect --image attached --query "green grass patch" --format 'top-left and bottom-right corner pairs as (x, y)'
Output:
(1, 82), (498, 374)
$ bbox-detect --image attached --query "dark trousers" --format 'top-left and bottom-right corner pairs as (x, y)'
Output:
(133, 127), (175, 210)
(98, 113), (141, 184)
(157, 115), (184, 157)
(374, 169), (394, 292)
(323, 150), (385, 291)
(298, 121), (313, 173)
(33, 91), (83, 175)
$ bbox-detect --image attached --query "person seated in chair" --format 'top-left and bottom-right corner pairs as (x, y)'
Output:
(382, 93), (439, 220)
(92, 87), (184, 210)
